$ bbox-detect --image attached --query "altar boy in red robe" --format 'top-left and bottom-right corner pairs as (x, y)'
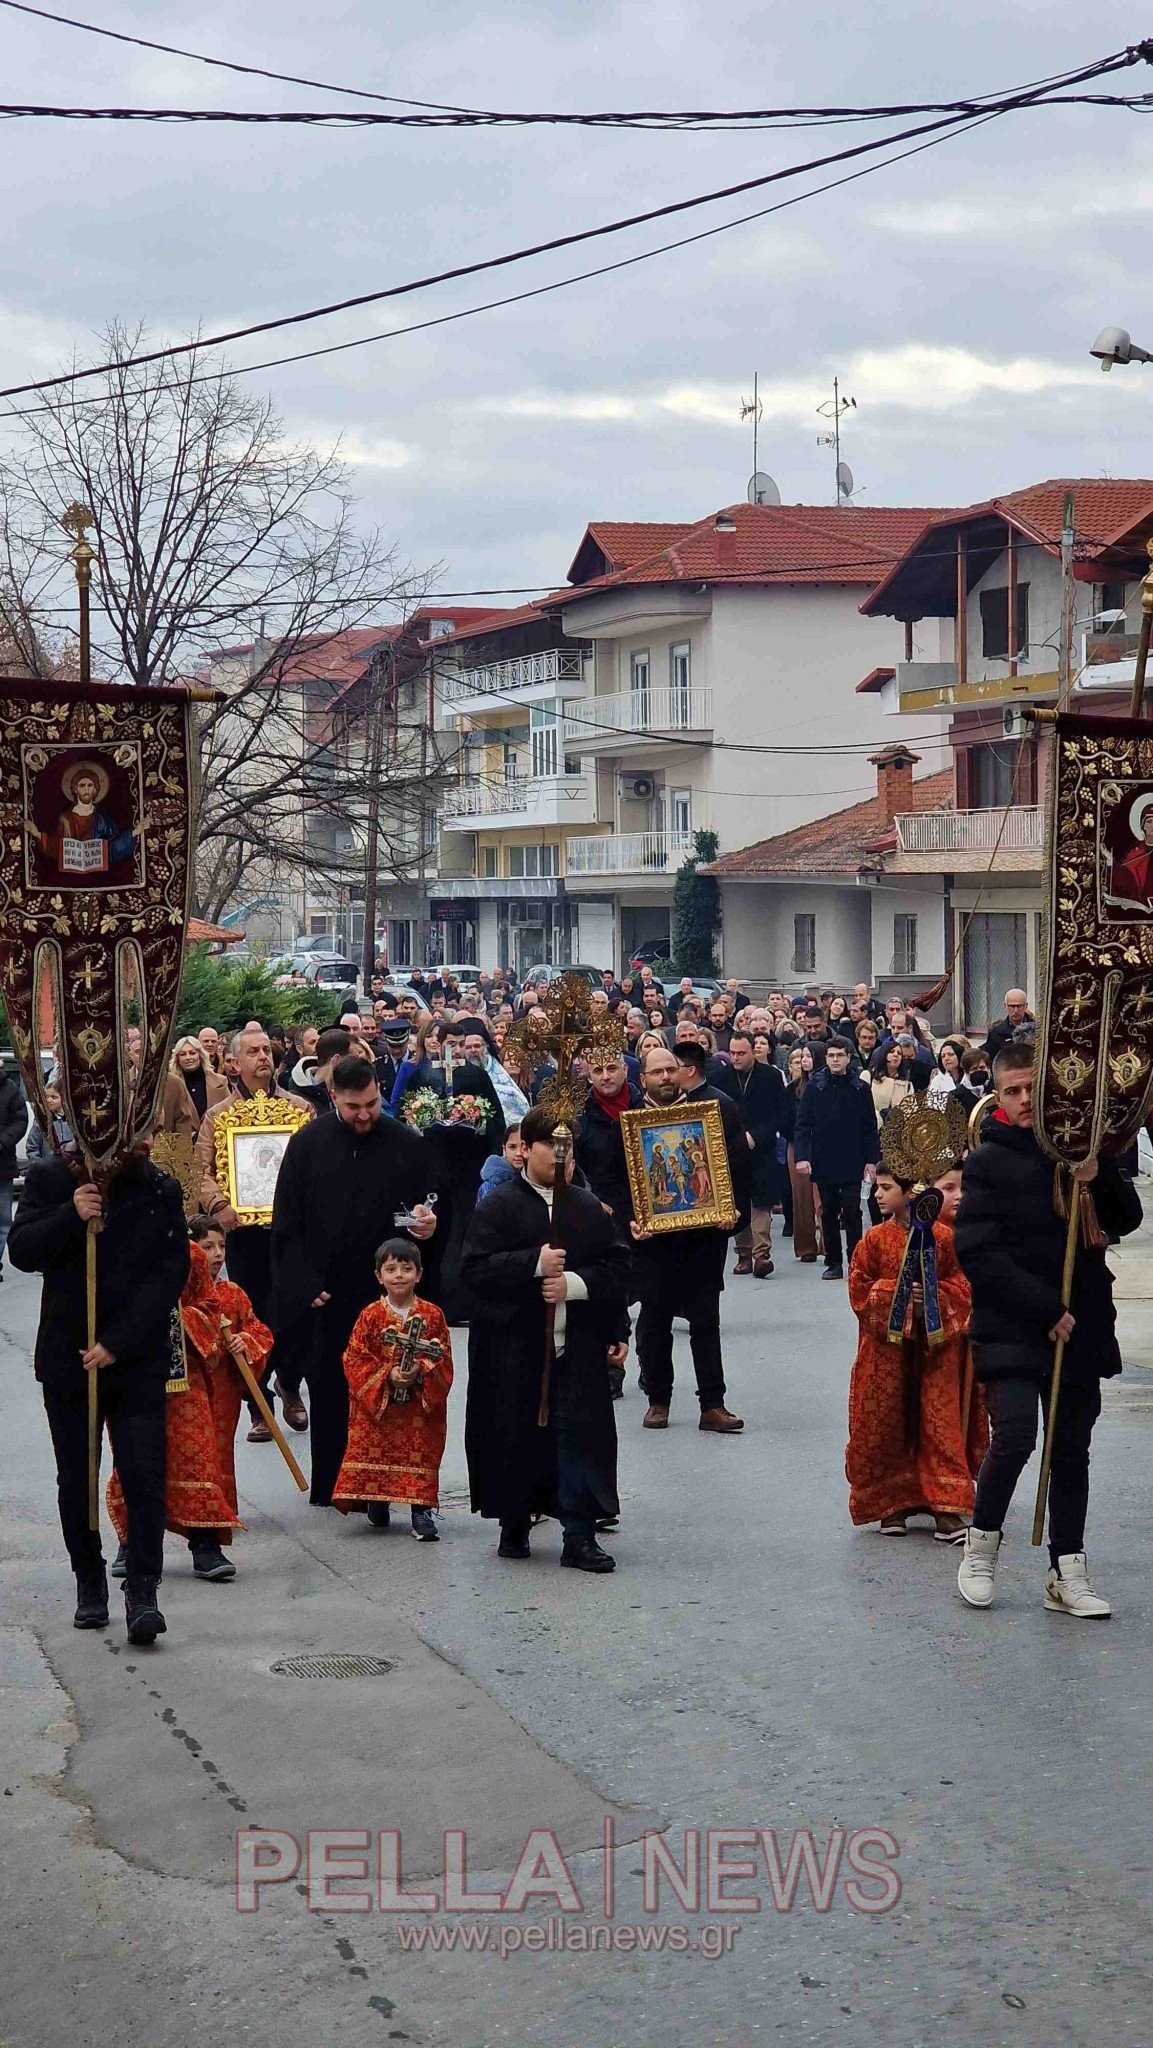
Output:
(332, 1239), (452, 1541)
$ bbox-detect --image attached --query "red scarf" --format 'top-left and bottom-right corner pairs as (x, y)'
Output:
(594, 1084), (630, 1121)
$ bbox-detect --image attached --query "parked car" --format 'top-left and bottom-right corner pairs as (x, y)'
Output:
(660, 976), (726, 1004)
(519, 964), (604, 991)
(629, 940), (673, 970)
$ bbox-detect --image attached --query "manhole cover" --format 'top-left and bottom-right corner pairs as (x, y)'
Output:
(270, 1653), (395, 1679)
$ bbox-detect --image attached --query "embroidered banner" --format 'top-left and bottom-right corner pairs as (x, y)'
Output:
(1035, 710), (1153, 1166)
(0, 682), (199, 1175)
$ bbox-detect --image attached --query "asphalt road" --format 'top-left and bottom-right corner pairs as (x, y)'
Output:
(2, 1217), (1152, 2048)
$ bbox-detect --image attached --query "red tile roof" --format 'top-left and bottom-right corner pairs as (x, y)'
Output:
(549, 504), (945, 605)
(706, 767), (955, 878)
(566, 520), (698, 585)
(863, 478), (1153, 616)
(439, 601), (548, 645)
(856, 666), (895, 695)
(187, 917), (245, 947)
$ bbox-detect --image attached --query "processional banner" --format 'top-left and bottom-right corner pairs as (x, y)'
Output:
(0, 682), (198, 1173)
(1035, 710), (1153, 1167)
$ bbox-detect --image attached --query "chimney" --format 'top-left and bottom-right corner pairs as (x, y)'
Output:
(714, 510), (737, 533)
(869, 744), (919, 825)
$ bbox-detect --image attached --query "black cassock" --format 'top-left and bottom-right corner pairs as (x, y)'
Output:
(270, 1112), (437, 1505)
(460, 1175), (629, 1539)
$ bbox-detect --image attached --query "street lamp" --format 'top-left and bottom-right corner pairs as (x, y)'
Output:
(1089, 325), (1153, 372)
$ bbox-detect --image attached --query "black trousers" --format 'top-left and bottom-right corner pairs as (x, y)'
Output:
(636, 1290), (725, 1409)
(973, 1374), (1102, 1563)
(817, 1180), (864, 1271)
(42, 1370), (166, 1583)
(225, 1228), (301, 1407)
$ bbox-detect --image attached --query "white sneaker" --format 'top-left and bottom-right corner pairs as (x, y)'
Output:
(957, 1527), (1000, 1608)
(1044, 1552), (1111, 1619)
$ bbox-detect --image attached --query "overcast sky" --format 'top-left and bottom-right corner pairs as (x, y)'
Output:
(1, 0), (1152, 600)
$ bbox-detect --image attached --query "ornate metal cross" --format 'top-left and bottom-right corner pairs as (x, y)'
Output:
(504, 972), (626, 1120)
(381, 1312), (446, 1405)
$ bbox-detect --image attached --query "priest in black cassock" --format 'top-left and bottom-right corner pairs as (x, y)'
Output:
(460, 1106), (630, 1573)
(270, 1054), (438, 1505)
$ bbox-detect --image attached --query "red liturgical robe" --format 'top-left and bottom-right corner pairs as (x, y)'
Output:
(333, 1295), (453, 1510)
(845, 1219), (988, 1526)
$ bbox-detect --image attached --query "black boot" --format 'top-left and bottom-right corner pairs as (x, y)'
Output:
(109, 1542), (128, 1581)
(561, 1536), (615, 1574)
(124, 1580), (167, 1646)
(73, 1567), (109, 1630)
(366, 1502), (391, 1529)
(498, 1520), (531, 1560)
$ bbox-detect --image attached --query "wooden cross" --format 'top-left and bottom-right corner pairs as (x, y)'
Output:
(380, 1313), (445, 1406)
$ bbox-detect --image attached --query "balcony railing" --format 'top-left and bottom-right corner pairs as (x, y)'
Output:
(566, 830), (695, 875)
(563, 685), (713, 746)
(446, 648), (584, 700)
(895, 807), (1043, 854)
(440, 773), (589, 820)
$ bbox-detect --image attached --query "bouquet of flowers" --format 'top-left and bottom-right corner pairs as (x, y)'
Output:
(399, 1088), (495, 1133)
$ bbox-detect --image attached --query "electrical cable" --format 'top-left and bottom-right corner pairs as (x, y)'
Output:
(0, 3), (1143, 128)
(0, 51), (1143, 403)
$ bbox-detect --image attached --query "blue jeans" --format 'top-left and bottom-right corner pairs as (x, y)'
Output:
(0, 1179), (12, 1269)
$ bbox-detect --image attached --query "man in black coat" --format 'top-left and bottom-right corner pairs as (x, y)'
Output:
(8, 1138), (190, 1641)
(792, 1039), (879, 1279)
(631, 1044), (746, 1434)
(573, 1054), (644, 1233)
(953, 1043), (1142, 1618)
(715, 1030), (788, 1278)
(0, 1063), (27, 1280)
(270, 1055), (437, 1505)
(461, 1107), (630, 1572)
(982, 988), (1033, 1061)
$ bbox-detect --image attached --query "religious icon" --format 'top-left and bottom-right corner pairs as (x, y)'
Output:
(21, 743), (148, 890)
(621, 1099), (737, 1235)
(212, 1091), (312, 1226)
(1101, 781), (1153, 917)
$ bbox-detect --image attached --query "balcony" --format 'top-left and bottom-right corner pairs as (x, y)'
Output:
(562, 685), (713, 754)
(441, 647), (584, 714)
(893, 806), (1043, 872)
(439, 773), (597, 834)
(1076, 630), (1141, 695)
(565, 830), (695, 878)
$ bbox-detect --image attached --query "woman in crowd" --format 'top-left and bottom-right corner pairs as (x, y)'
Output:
(781, 1044), (820, 1262)
(868, 1042), (913, 1126)
(928, 1037), (968, 1102)
(168, 1036), (229, 1132)
(826, 994), (850, 1033)
(752, 1030), (774, 1065)
(771, 1014), (800, 1072)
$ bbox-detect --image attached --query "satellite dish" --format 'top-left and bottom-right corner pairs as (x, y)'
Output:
(836, 461), (854, 500)
(748, 471), (781, 507)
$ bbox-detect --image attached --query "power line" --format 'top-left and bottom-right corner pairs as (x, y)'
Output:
(0, 50), (1144, 403)
(0, 4), (1144, 127)
(0, 87), (1144, 128)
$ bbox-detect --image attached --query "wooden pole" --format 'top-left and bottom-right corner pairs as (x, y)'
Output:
(538, 1124), (571, 1428)
(221, 1318), (309, 1490)
(86, 1220), (100, 1530)
(1030, 1187), (1081, 1547)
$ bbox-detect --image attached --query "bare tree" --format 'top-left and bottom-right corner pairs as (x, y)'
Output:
(0, 322), (441, 920)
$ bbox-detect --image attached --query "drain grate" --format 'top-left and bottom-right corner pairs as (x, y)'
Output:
(271, 1653), (395, 1679)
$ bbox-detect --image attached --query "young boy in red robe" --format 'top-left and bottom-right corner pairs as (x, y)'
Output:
(332, 1239), (452, 1541)
(107, 1220), (272, 1582)
(846, 1166), (983, 1541)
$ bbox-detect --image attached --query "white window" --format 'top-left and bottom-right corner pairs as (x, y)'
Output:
(482, 846), (498, 877)
(792, 913), (816, 974)
(670, 787), (692, 837)
(507, 844), (559, 879)
(630, 649), (651, 728)
(893, 913), (918, 976)
(670, 642), (691, 726)
(530, 706), (559, 779)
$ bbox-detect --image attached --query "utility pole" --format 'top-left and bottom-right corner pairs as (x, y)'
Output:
(361, 643), (392, 987)
(1058, 488), (1077, 707)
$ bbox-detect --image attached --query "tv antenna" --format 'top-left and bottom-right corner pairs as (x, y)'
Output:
(740, 372), (764, 485)
(816, 377), (858, 503)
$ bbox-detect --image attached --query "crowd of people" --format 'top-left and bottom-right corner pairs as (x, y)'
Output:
(7, 961), (1140, 1642)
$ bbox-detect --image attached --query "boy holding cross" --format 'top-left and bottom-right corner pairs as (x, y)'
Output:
(331, 1239), (452, 1541)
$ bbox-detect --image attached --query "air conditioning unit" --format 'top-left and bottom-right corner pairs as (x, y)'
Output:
(621, 775), (655, 800)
